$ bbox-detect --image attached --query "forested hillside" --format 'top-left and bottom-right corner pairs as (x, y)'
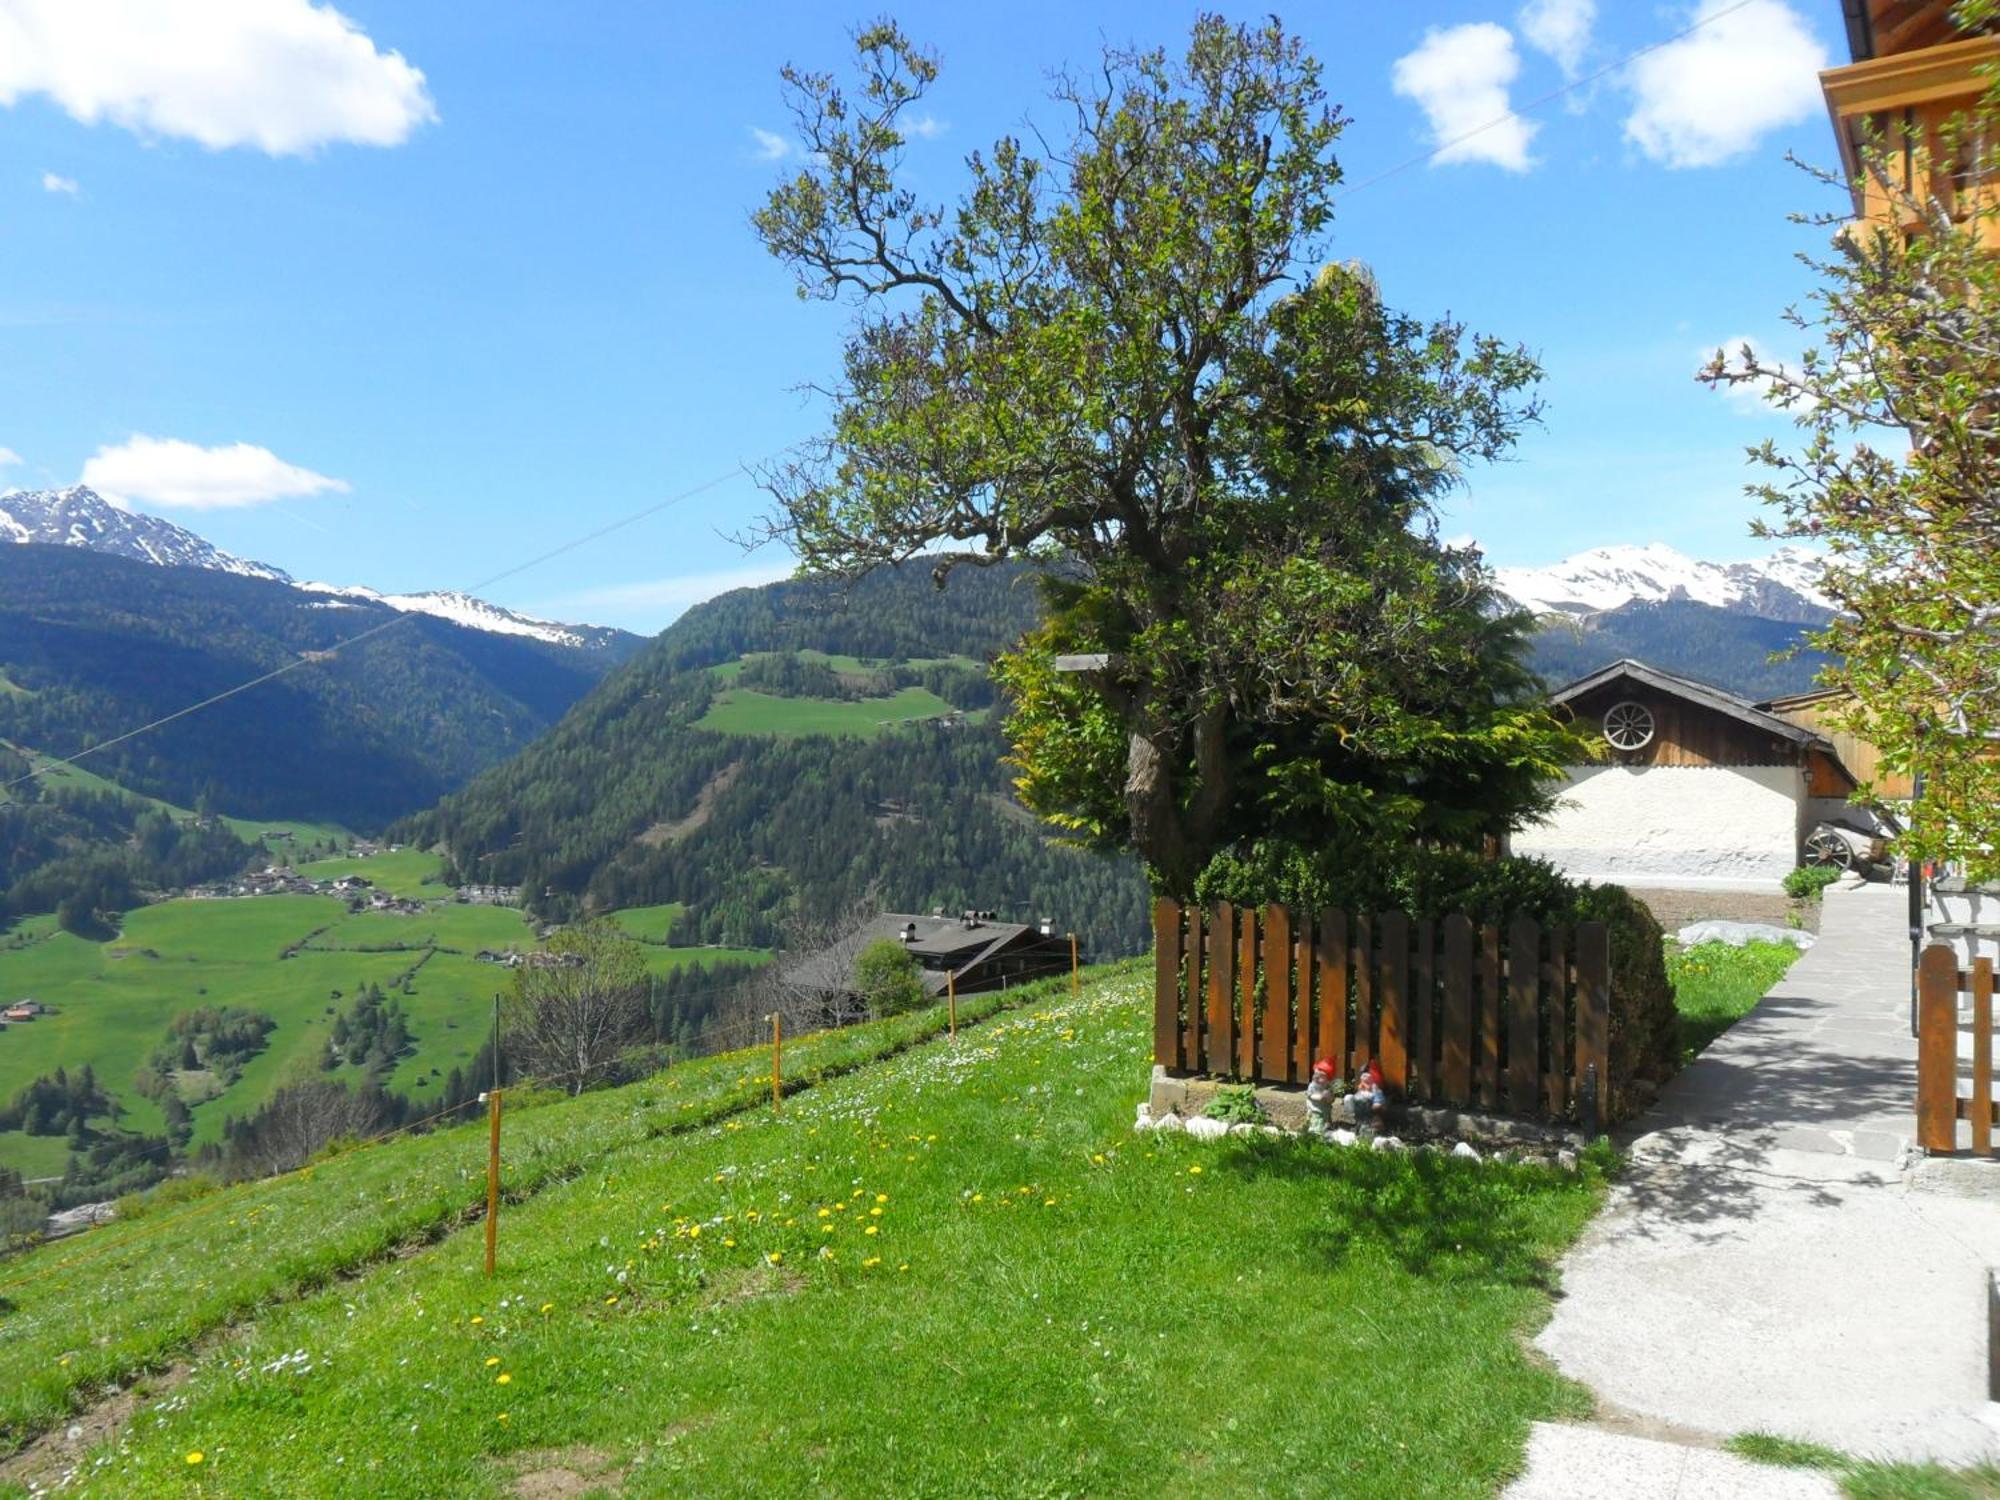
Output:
(1526, 598), (1827, 700)
(0, 547), (640, 828)
(398, 564), (1156, 955)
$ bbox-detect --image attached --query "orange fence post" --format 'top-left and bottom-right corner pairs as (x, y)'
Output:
(1917, 943), (1961, 1154)
(484, 1087), (501, 1277)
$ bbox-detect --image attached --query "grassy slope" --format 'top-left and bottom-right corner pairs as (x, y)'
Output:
(0, 855), (767, 1170)
(10, 747), (347, 850)
(695, 685), (955, 738)
(294, 849), (453, 901)
(606, 903), (686, 943)
(1667, 940), (1805, 1063)
(2, 969), (1609, 1498)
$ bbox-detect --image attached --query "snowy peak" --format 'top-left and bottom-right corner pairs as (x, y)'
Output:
(0, 485), (292, 583)
(299, 583), (624, 651)
(1494, 543), (1832, 624)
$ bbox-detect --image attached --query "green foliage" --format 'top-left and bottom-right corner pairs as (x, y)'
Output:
(753, 19), (1574, 893)
(852, 938), (926, 1017)
(1726, 1432), (1847, 1470)
(1702, 96), (2000, 880)
(1203, 1083), (1267, 1125)
(1783, 864), (1843, 901)
(396, 564), (1152, 955)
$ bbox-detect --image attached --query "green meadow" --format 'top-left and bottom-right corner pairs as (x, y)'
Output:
(12, 746), (348, 852)
(696, 686), (955, 738)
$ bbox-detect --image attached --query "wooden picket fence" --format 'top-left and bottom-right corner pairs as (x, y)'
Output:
(1917, 944), (1998, 1157)
(1152, 900), (1611, 1123)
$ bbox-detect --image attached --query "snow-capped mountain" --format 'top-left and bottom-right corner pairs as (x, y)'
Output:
(1, 484), (630, 651)
(299, 583), (627, 652)
(1494, 543), (1833, 624)
(0, 484), (292, 583)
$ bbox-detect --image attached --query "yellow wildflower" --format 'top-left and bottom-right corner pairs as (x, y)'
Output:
(484, 1356), (500, 1368)
(1188, 1165), (1203, 1175)
(540, 1303), (554, 1314)
(185, 1452), (204, 1466)
(864, 1225), (879, 1236)
(767, 1251), (784, 1265)
(496, 1373), (512, 1385)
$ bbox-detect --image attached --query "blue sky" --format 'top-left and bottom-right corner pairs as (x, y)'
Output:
(0, 0), (1843, 633)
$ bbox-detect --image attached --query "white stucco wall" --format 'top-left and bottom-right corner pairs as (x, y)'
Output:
(1512, 763), (1806, 889)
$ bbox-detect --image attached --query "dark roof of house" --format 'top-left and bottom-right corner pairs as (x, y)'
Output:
(1548, 659), (1826, 748)
(787, 913), (1059, 996)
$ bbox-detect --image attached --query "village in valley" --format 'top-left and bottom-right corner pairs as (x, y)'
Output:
(0, 1), (1996, 1496)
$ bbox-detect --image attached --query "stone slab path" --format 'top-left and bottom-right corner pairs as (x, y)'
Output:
(1520, 882), (2000, 1482)
(1509, 1423), (1839, 1498)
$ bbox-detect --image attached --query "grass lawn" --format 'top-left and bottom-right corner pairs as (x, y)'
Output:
(606, 903), (686, 944)
(695, 685), (954, 738)
(295, 849), (451, 901)
(1730, 1434), (2000, 1499)
(1667, 940), (1805, 1063)
(307, 903), (535, 955)
(636, 944), (769, 979)
(4, 970), (1612, 1498)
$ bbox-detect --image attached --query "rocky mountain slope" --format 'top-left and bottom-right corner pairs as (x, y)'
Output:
(1496, 542), (1832, 625)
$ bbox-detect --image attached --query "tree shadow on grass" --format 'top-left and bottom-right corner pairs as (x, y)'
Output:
(1213, 1137), (1586, 1289)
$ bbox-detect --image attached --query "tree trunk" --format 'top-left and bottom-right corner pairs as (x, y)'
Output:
(1123, 700), (1230, 898)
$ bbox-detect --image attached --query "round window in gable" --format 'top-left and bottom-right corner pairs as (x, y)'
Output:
(1602, 700), (1656, 752)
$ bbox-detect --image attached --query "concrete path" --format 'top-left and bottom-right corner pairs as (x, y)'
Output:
(1509, 1423), (1839, 1498)
(1528, 883), (2000, 1471)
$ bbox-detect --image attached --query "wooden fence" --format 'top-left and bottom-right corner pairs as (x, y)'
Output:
(1917, 944), (1998, 1157)
(1152, 900), (1611, 1123)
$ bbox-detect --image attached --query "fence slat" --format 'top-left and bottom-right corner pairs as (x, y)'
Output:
(1574, 921), (1609, 1125)
(1317, 909), (1348, 1074)
(1292, 911), (1315, 1084)
(1544, 924), (1570, 1119)
(1237, 906), (1259, 1079)
(1206, 903), (1235, 1076)
(1508, 915), (1541, 1115)
(1377, 912), (1409, 1093)
(1352, 915), (1375, 1077)
(1974, 958), (1994, 1158)
(1411, 917), (1435, 1106)
(1479, 923), (1502, 1110)
(1442, 915), (1473, 1101)
(1181, 904), (1203, 1073)
(1918, 944), (1961, 1154)
(1263, 905), (1294, 1084)
(1152, 900), (1183, 1071)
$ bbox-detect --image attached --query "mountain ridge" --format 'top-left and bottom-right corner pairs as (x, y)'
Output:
(1495, 541), (1832, 625)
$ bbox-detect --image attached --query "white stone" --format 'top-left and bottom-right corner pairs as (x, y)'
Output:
(1152, 1112), (1184, 1134)
(1675, 920), (1815, 950)
(1184, 1115), (1230, 1141)
(1134, 1102), (1152, 1128)
(1452, 1141), (1481, 1161)
(1371, 1135), (1404, 1152)
(1330, 1128), (1356, 1146)
(1227, 1122), (1259, 1137)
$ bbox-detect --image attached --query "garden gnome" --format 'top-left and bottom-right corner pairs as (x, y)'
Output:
(1305, 1057), (1340, 1141)
(1351, 1057), (1387, 1140)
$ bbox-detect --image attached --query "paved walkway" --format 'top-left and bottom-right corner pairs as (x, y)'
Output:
(1518, 882), (2000, 1485)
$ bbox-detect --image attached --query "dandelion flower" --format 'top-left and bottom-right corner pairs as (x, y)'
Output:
(470, 1315), (484, 1325)
(863, 1257), (882, 1268)
(864, 1225), (879, 1236)
(869, 1206), (883, 1217)
(971, 1194), (984, 1204)
(496, 1413), (509, 1423)
(539, 1303), (553, 1315)
(822, 1224), (836, 1234)
(767, 1251), (783, 1265)
(185, 1451), (204, 1466)
(898, 1263), (910, 1272)
(1044, 1198), (1057, 1207)
(723, 1238), (737, 1248)
(604, 1295), (619, 1306)
(484, 1357), (500, 1368)
(496, 1373), (512, 1385)
(875, 1193), (888, 1203)
(816, 1208), (831, 1219)
(1188, 1165), (1203, 1175)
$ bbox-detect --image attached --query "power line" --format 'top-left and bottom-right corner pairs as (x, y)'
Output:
(0, 463), (757, 796)
(1335, 0), (1762, 202)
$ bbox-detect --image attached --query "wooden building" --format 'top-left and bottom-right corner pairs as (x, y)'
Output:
(1756, 685), (1915, 799)
(1512, 661), (1870, 891)
(1821, 0), (2000, 244)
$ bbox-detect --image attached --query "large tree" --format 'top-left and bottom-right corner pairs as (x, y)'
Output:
(753, 17), (1577, 893)
(1703, 73), (2000, 879)
(503, 922), (647, 1095)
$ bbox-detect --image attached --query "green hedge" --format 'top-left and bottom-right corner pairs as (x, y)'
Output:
(1194, 842), (1677, 1121)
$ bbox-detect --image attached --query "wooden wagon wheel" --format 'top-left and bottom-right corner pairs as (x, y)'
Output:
(1602, 700), (1655, 752)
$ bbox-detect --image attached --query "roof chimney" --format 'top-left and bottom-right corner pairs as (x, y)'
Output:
(902, 921), (917, 943)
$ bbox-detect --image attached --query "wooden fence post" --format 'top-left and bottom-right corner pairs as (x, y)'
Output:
(1316, 909), (1348, 1075)
(1181, 904), (1204, 1071)
(1479, 923), (1502, 1111)
(1544, 925), (1571, 1119)
(1973, 958), (1993, 1158)
(1376, 911), (1409, 1093)
(1917, 943), (1961, 1154)
(1152, 900), (1182, 1070)
(1206, 903), (1235, 1076)
(484, 1087), (501, 1277)
(1352, 915), (1374, 1078)
(1574, 921), (1610, 1132)
(1441, 915), (1473, 1103)
(1261, 905), (1293, 1083)
(1236, 907), (1259, 1079)
(1507, 915), (1541, 1115)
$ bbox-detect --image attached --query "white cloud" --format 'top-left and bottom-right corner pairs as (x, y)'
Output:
(1702, 334), (1809, 416)
(0, 446), (20, 466)
(81, 435), (349, 510)
(1391, 23), (1538, 172)
(0, 0), (436, 156)
(749, 126), (794, 162)
(1519, 0), (1596, 76)
(40, 170), (78, 195)
(904, 113), (948, 140)
(1624, 0), (1827, 168)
